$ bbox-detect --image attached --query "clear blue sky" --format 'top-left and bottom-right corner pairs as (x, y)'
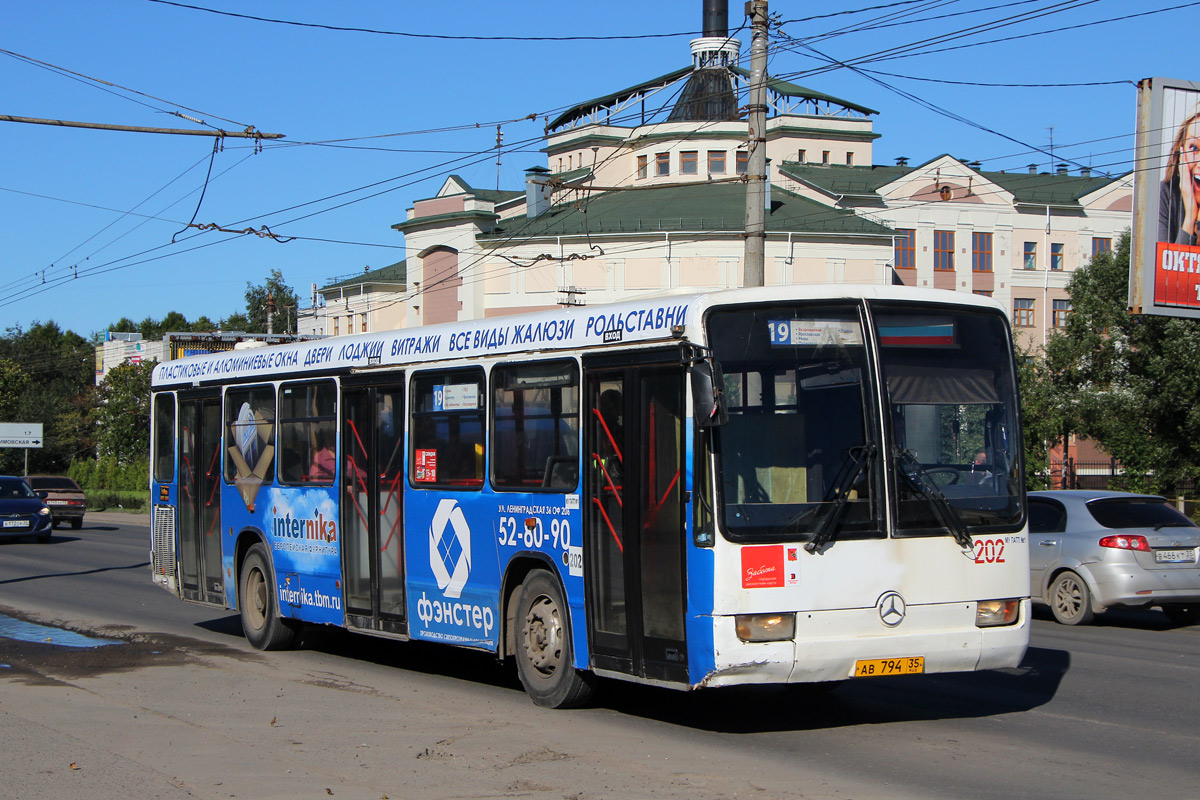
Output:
(3, 0), (1193, 340)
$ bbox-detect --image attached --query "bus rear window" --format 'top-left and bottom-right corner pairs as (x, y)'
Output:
(411, 369), (486, 489)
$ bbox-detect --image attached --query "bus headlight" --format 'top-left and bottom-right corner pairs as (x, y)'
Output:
(975, 599), (1020, 627)
(735, 613), (796, 642)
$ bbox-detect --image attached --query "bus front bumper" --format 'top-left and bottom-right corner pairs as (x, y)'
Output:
(699, 599), (1030, 688)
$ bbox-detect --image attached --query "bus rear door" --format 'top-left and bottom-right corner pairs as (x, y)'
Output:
(177, 390), (225, 605)
(341, 378), (408, 636)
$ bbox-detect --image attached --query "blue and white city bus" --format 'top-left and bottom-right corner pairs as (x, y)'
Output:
(149, 285), (1029, 707)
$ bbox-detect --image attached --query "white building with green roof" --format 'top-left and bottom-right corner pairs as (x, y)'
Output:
(318, 3), (1130, 351)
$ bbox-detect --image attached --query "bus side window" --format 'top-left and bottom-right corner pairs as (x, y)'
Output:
(491, 359), (580, 492)
(278, 380), (337, 485)
(153, 393), (176, 483)
(411, 368), (486, 489)
(224, 386), (276, 485)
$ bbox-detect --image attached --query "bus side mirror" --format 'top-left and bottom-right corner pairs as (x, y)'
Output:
(690, 360), (728, 428)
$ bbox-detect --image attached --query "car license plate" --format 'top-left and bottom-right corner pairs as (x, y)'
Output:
(2, 520), (29, 528)
(1154, 548), (1196, 564)
(853, 656), (924, 677)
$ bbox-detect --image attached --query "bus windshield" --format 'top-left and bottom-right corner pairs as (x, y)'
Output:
(707, 301), (1023, 543)
(874, 303), (1023, 534)
(708, 304), (881, 542)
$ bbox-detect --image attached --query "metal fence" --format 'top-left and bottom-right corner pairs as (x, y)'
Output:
(1047, 459), (1197, 494)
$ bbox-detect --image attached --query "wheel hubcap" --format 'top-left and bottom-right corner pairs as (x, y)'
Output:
(523, 595), (561, 676)
(1054, 578), (1082, 618)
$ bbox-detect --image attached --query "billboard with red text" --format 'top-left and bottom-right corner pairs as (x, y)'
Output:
(1131, 77), (1200, 317)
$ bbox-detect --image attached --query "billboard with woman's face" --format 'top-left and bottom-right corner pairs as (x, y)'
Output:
(1131, 77), (1200, 317)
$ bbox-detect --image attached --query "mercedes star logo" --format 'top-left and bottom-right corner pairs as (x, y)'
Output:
(878, 591), (907, 627)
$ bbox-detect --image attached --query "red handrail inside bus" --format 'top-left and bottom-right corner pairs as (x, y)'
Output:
(591, 497), (624, 553)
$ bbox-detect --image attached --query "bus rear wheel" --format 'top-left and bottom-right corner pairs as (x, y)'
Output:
(515, 570), (595, 709)
(240, 543), (296, 650)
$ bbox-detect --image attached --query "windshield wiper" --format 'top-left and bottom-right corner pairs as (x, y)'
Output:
(896, 449), (973, 549)
(805, 444), (876, 554)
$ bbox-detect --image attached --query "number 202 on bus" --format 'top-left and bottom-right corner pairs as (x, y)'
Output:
(973, 537), (1007, 564)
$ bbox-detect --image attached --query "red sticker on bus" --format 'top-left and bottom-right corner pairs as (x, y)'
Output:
(414, 449), (438, 482)
(741, 545), (784, 588)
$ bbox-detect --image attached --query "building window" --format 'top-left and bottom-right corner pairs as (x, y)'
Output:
(846, 152), (854, 166)
(735, 150), (748, 174)
(347, 316), (354, 335)
(1092, 237), (1112, 256)
(1023, 242), (1037, 270)
(822, 150), (830, 165)
(361, 313), (368, 333)
(1053, 299), (1072, 328)
(894, 229), (916, 269)
(1050, 242), (1064, 271)
(680, 150), (698, 175)
(1013, 298), (1035, 327)
(637, 155), (648, 179)
(655, 152), (670, 177)
(973, 290), (993, 298)
(332, 317), (339, 336)
(708, 150), (726, 174)
(972, 232), (993, 272)
(798, 149), (806, 163)
(934, 230), (955, 271)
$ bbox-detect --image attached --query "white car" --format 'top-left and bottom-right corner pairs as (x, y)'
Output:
(1029, 490), (1200, 625)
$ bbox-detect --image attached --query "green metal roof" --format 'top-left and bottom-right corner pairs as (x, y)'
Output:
(322, 260), (407, 291)
(727, 67), (878, 115)
(478, 181), (892, 239)
(779, 159), (1124, 206)
(546, 66), (693, 131)
(444, 174), (523, 205)
(778, 162), (908, 196)
(982, 171), (1120, 205)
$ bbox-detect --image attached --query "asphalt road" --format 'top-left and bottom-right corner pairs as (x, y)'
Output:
(1, 515), (1197, 800)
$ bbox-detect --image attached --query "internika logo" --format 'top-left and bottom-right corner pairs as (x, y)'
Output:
(429, 499), (471, 598)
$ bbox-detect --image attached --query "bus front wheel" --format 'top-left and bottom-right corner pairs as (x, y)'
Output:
(515, 571), (595, 709)
(240, 543), (296, 650)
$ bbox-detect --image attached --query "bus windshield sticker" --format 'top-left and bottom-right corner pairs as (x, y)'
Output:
(415, 450), (438, 482)
(768, 319), (864, 347)
(434, 384), (479, 412)
(877, 318), (956, 347)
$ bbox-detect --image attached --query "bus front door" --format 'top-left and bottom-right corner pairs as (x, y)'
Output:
(177, 392), (224, 605)
(584, 358), (688, 684)
(341, 380), (408, 636)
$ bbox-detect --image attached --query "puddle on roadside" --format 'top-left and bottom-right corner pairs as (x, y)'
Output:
(0, 614), (123, 648)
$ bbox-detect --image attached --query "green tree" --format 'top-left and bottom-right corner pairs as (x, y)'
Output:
(93, 359), (155, 461)
(0, 321), (95, 473)
(0, 357), (30, 421)
(244, 268), (299, 334)
(1037, 232), (1200, 493)
(220, 312), (251, 331)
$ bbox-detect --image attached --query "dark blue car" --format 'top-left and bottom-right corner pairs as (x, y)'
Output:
(0, 475), (53, 543)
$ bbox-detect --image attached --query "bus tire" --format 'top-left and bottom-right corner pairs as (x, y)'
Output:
(515, 570), (595, 709)
(239, 543), (296, 650)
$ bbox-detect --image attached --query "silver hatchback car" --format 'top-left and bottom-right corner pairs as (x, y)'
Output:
(1029, 490), (1200, 625)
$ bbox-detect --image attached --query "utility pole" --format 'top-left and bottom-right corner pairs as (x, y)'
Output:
(266, 291), (276, 336)
(743, 0), (769, 287)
